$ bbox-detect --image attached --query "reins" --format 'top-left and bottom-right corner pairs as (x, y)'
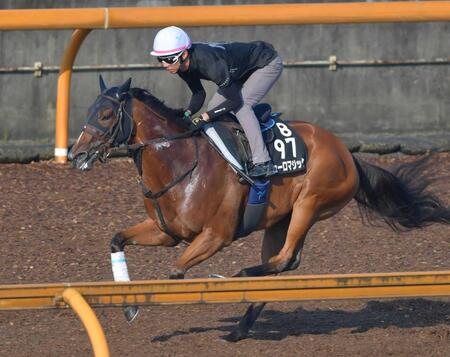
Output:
(130, 135), (199, 243)
(125, 127), (200, 152)
(130, 137), (199, 200)
(103, 92), (200, 244)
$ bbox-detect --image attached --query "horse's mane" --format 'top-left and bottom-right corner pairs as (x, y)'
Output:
(129, 87), (184, 122)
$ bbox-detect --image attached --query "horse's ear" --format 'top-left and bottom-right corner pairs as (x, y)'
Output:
(99, 74), (107, 93)
(117, 78), (132, 100)
(119, 78), (132, 94)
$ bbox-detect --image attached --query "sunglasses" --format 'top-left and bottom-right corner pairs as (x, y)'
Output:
(157, 51), (183, 65)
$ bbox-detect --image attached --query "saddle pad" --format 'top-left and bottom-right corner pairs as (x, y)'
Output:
(203, 117), (307, 177)
(264, 118), (307, 175)
(203, 123), (244, 170)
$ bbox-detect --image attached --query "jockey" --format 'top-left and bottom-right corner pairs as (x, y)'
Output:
(150, 26), (283, 178)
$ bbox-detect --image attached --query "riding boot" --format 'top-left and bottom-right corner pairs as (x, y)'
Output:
(248, 161), (278, 178)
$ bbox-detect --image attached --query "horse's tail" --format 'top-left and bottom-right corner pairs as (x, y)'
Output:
(352, 154), (450, 232)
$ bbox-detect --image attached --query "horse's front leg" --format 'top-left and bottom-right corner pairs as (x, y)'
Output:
(111, 218), (178, 323)
(170, 227), (232, 279)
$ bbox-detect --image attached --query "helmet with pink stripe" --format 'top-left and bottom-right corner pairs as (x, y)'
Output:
(150, 26), (192, 56)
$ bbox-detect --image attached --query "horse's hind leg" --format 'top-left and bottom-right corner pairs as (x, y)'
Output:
(226, 201), (316, 341)
(234, 200), (316, 277)
(226, 215), (291, 342)
(111, 218), (178, 322)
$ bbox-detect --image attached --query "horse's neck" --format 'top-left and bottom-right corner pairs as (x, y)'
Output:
(131, 99), (183, 144)
(131, 99), (196, 192)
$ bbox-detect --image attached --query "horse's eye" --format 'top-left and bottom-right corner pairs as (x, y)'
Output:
(101, 109), (114, 121)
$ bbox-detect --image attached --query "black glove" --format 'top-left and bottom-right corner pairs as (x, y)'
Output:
(182, 110), (192, 126)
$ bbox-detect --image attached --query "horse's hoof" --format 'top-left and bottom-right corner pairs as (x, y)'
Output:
(123, 305), (139, 324)
(224, 327), (247, 342)
(208, 273), (226, 279)
(169, 271), (185, 279)
(233, 269), (249, 278)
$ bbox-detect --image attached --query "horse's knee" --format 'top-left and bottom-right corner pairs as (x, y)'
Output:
(111, 233), (126, 253)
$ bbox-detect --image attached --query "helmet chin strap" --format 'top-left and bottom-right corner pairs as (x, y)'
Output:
(177, 51), (190, 74)
(179, 50), (188, 64)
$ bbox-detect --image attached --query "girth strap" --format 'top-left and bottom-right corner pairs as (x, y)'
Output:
(130, 137), (199, 243)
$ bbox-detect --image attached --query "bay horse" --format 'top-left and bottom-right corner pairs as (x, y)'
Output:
(69, 77), (450, 342)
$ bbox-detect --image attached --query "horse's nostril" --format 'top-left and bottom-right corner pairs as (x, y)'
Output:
(70, 152), (88, 167)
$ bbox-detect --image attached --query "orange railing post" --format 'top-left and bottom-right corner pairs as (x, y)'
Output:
(63, 288), (110, 357)
(54, 29), (91, 163)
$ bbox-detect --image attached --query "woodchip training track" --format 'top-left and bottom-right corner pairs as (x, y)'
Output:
(1, 272), (449, 356)
(0, 153), (449, 356)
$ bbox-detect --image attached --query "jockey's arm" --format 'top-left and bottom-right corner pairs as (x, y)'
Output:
(180, 73), (206, 115)
(202, 82), (243, 121)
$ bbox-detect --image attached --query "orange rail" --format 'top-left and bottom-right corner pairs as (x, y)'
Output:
(1, 2), (450, 162)
(1, 2), (450, 30)
(1, 271), (449, 356)
(1, 271), (449, 309)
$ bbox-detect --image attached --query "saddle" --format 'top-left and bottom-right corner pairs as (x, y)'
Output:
(203, 103), (308, 181)
(201, 104), (308, 238)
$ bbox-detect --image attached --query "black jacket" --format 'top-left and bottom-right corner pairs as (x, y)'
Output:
(178, 41), (278, 119)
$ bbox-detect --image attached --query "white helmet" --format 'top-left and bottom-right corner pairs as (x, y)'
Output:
(150, 26), (191, 56)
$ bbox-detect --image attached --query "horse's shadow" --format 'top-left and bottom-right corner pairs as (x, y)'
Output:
(151, 298), (450, 342)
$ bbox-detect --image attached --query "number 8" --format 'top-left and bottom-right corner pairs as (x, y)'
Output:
(276, 122), (292, 137)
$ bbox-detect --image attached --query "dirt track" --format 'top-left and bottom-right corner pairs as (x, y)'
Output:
(0, 153), (449, 357)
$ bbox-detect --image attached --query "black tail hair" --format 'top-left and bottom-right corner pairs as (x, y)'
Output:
(353, 154), (450, 232)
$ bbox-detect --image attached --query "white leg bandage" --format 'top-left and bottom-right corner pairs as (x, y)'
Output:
(111, 251), (130, 282)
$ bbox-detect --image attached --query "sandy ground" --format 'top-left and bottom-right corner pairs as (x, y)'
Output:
(0, 152), (449, 357)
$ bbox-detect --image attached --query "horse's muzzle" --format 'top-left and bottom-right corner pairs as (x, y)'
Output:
(70, 151), (97, 171)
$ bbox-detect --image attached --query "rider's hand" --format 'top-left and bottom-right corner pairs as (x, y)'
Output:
(192, 116), (206, 126)
(191, 116), (204, 125)
(191, 115), (207, 129)
(192, 115), (208, 129)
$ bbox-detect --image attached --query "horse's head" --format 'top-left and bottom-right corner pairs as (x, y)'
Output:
(69, 76), (134, 170)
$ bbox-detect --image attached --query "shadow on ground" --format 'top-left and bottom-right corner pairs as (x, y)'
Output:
(151, 298), (450, 342)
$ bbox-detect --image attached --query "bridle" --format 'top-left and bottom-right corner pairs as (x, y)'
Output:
(81, 93), (134, 163)
(83, 90), (200, 243)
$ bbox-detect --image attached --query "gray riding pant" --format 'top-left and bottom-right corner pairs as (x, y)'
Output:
(207, 56), (283, 164)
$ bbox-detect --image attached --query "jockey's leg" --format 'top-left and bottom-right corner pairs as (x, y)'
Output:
(110, 218), (178, 323)
(234, 101), (270, 164)
(207, 56), (283, 166)
(235, 56), (283, 165)
(227, 215), (290, 342)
